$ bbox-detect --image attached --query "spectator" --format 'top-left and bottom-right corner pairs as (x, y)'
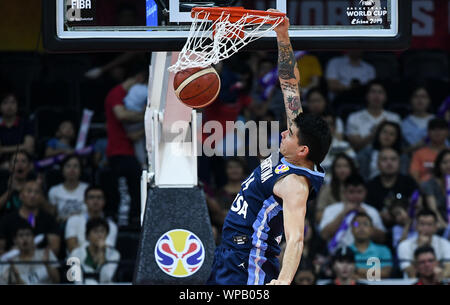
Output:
(0, 151), (36, 216)
(357, 121), (409, 180)
(0, 180), (60, 257)
(316, 153), (358, 223)
(349, 212), (393, 279)
(413, 246), (447, 285)
(409, 118), (449, 184)
(420, 149), (450, 230)
(301, 218), (329, 279)
(48, 154), (89, 223)
(326, 246), (365, 285)
(320, 113), (356, 177)
(305, 88), (344, 140)
(293, 260), (317, 285)
(296, 52), (323, 95)
(123, 82), (147, 167)
(388, 198), (418, 250)
(345, 80), (401, 151)
(319, 174), (386, 251)
(397, 209), (450, 278)
(249, 56), (276, 119)
(402, 86), (435, 152)
(68, 218), (120, 284)
(214, 157), (247, 211)
(65, 186), (118, 254)
(0, 220), (59, 284)
(365, 147), (418, 222)
(325, 51), (376, 97)
(0, 91), (34, 166)
(44, 120), (76, 158)
(104, 67), (145, 229)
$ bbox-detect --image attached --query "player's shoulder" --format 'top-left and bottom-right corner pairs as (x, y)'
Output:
(273, 173), (310, 198)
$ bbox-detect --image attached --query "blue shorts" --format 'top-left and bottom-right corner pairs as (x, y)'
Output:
(206, 246), (280, 285)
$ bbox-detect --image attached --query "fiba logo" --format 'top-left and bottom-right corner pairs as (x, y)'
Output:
(155, 229), (205, 278)
(275, 164), (289, 174)
(359, 0), (375, 6)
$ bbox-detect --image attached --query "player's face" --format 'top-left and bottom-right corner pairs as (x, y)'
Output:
(280, 124), (302, 158)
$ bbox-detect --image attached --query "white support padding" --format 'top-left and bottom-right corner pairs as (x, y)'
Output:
(144, 52), (198, 189)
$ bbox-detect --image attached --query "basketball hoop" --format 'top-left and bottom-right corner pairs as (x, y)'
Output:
(168, 7), (286, 73)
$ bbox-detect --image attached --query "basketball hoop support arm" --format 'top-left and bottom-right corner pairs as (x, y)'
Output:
(141, 52), (198, 225)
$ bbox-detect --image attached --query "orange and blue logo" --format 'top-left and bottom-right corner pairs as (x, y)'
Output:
(275, 164), (290, 174)
(154, 229), (205, 278)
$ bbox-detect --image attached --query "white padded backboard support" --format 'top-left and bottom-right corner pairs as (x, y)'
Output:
(145, 52), (197, 188)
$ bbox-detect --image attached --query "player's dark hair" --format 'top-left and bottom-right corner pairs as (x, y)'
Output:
(433, 149), (450, 178)
(86, 218), (109, 238)
(414, 245), (436, 260)
(293, 113), (331, 165)
(343, 174), (366, 188)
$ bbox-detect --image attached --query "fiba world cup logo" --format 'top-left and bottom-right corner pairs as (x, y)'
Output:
(155, 229), (205, 278)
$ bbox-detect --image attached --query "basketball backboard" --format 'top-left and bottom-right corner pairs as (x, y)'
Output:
(43, 0), (411, 52)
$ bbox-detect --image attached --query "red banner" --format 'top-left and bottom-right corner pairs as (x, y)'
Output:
(411, 0), (450, 50)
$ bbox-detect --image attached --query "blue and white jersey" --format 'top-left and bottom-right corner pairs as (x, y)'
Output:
(220, 152), (325, 260)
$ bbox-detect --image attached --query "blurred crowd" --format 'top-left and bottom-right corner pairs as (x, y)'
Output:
(0, 46), (449, 284)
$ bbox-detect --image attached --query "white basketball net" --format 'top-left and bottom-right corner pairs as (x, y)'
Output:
(168, 10), (285, 73)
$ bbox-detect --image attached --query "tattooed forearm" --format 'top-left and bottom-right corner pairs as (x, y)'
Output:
(280, 83), (298, 93)
(280, 80), (303, 122)
(278, 42), (296, 80)
(287, 95), (301, 116)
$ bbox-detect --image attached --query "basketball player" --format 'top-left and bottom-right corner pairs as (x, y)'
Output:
(207, 12), (332, 285)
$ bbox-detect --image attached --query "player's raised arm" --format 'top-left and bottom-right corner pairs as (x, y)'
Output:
(272, 11), (302, 129)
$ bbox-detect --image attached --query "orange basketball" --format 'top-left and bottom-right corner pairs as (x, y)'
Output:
(173, 66), (221, 108)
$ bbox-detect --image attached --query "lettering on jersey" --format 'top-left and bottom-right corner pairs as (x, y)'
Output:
(241, 173), (255, 191)
(231, 194), (248, 219)
(260, 156), (273, 183)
